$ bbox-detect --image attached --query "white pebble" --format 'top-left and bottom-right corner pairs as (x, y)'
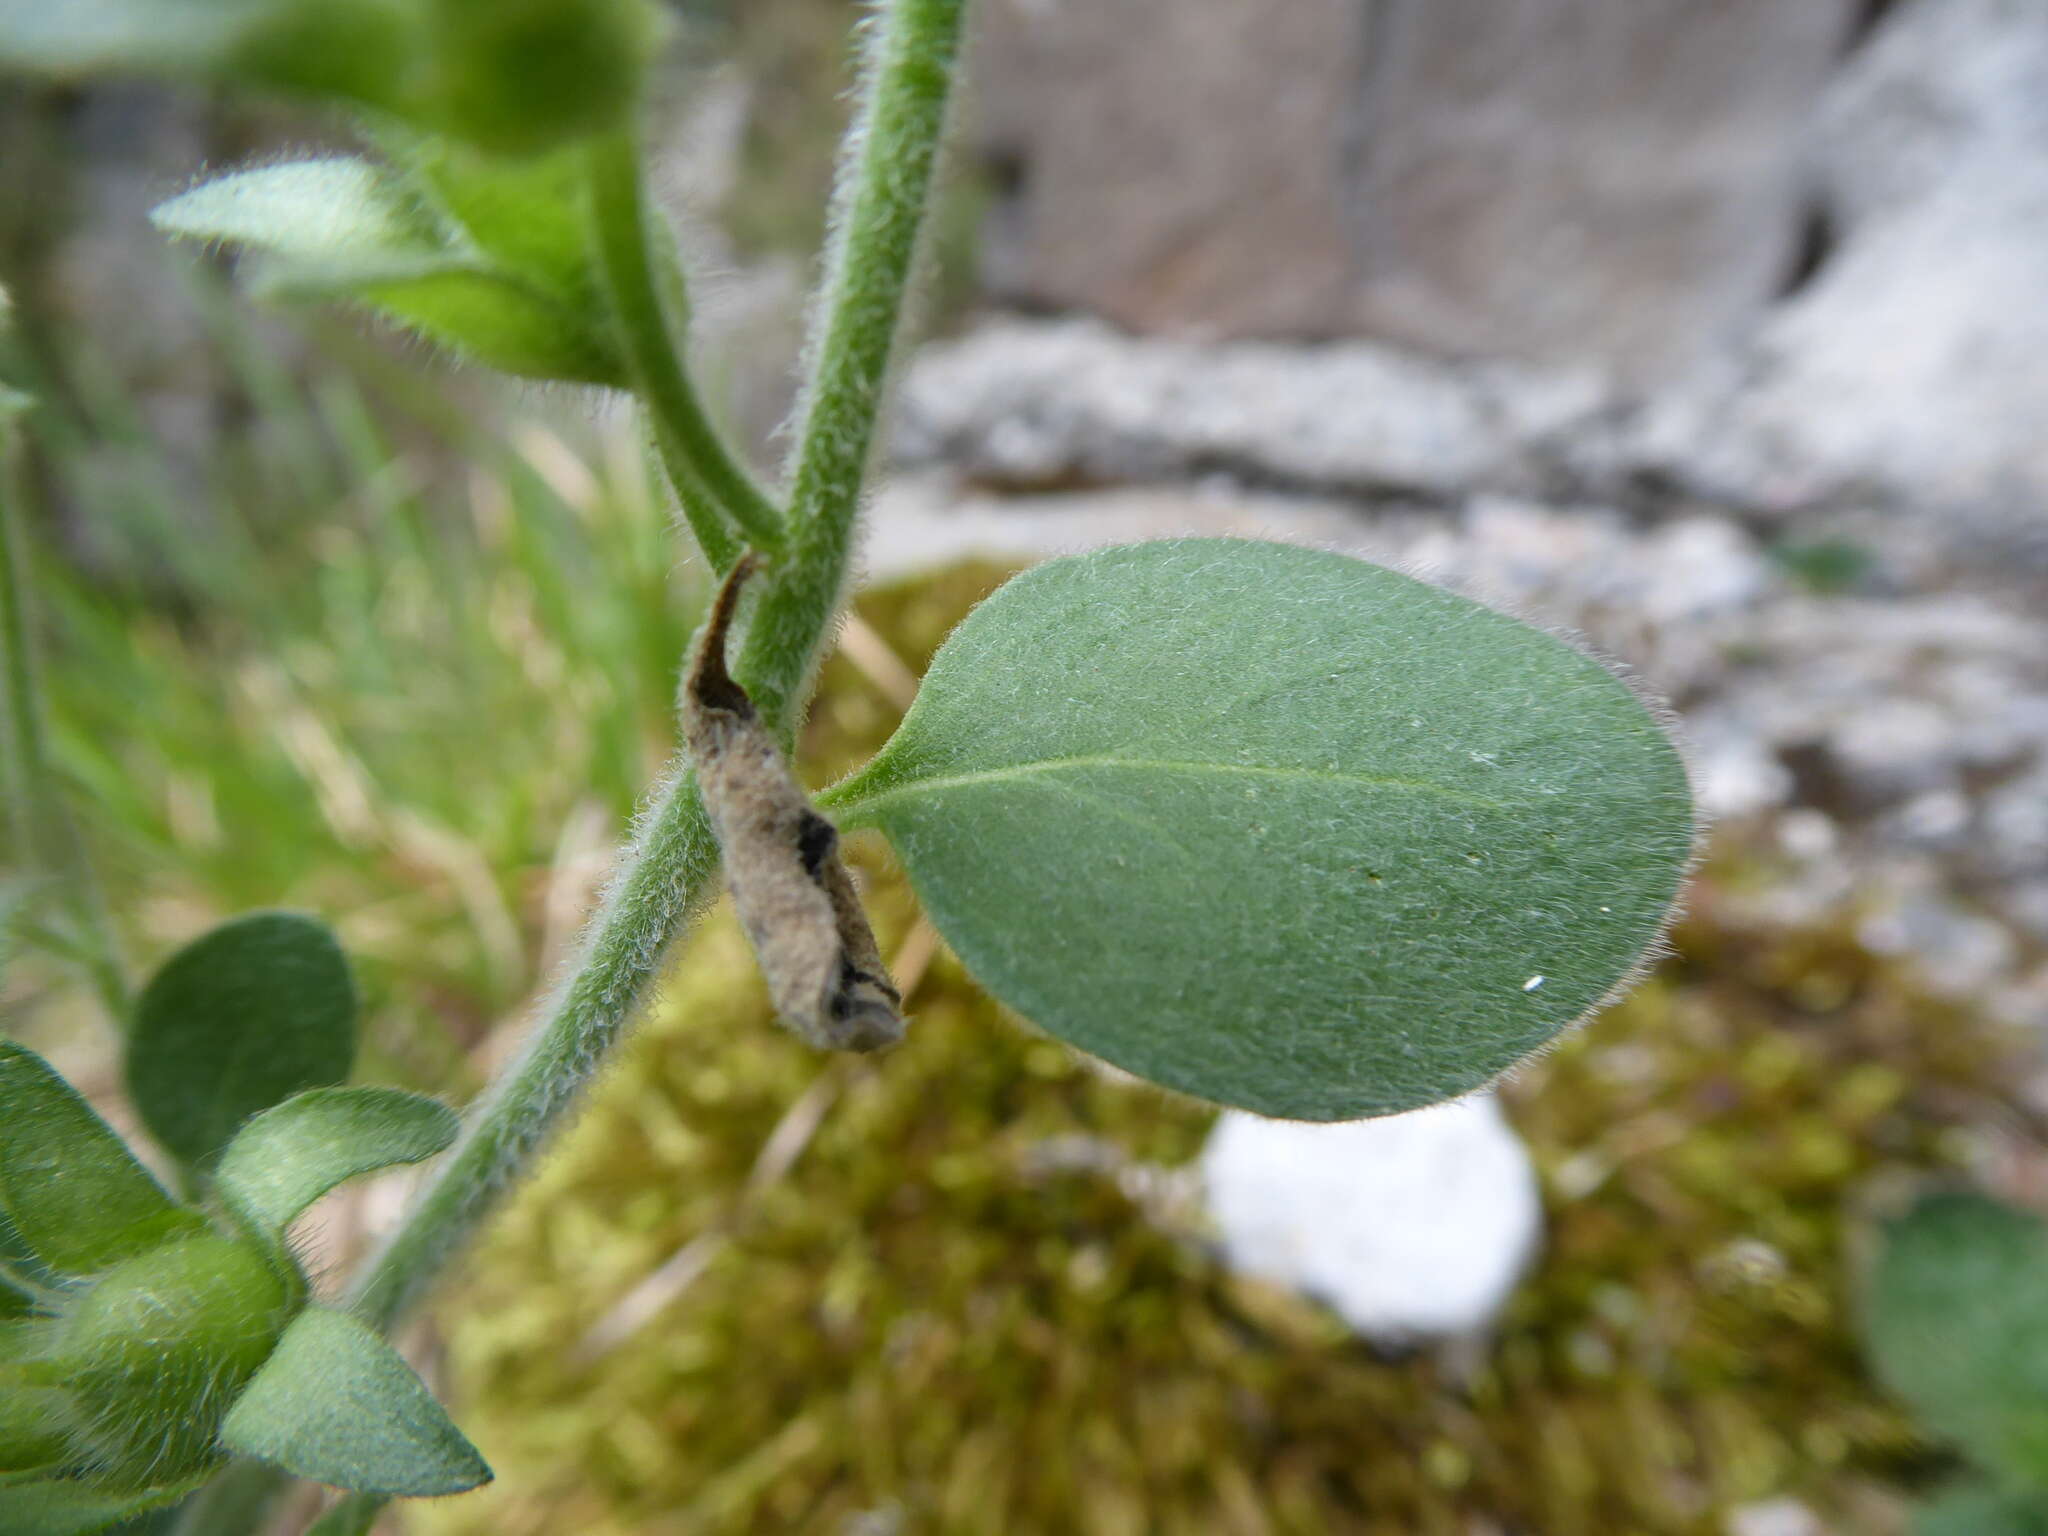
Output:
(1201, 1093), (1543, 1343)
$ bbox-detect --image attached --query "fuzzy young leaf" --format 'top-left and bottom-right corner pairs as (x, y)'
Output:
(1917, 1484), (2048, 1536)
(0, 1473), (211, 1536)
(58, 1232), (293, 1483)
(418, 0), (662, 157)
(0, 1043), (199, 1274)
(152, 161), (625, 385)
(217, 1087), (459, 1235)
(128, 911), (357, 1170)
(1868, 1193), (2048, 1490)
(823, 539), (1693, 1121)
(221, 1306), (491, 1496)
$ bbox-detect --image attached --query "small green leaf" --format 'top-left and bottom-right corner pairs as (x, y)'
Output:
(1868, 1193), (2048, 1489)
(822, 539), (1694, 1121)
(221, 1307), (491, 1496)
(0, 1043), (199, 1275)
(0, 0), (415, 110)
(217, 1087), (458, 1235)
(151, 160), (441, 268)
(153, 160), (625, 385)
(0, 1474), (209, 1536)
(1917, 1483), (2048, 1536)
(128, 911), (357, 1171)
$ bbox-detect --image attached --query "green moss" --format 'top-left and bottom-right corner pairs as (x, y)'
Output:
(407, 568), (2017, 1536)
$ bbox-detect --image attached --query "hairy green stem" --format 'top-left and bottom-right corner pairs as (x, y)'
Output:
(347, 765), (718, 1330)
(738, 0), (969, 729)
(210, 6), (972, 1530)
(0, 425), (129, 1023)
(351, 0), (970, 1332)
(588, 133), (780, 564)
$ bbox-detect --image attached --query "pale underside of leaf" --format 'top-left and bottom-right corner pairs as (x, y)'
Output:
(824, 538), (1694, 1121)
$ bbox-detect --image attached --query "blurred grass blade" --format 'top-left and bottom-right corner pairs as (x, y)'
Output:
(305, 1492), (384, 1536)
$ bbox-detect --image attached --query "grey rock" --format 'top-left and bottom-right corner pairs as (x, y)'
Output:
(1982, 768), (2048, 879)
(967, 0), (1855, 380)
(1858, 878), (2018, 998)
(1646, 0), (2048, 532)
(969, 0), (1361, 340)
(1344, 0), (1856, 383)
(894, 317), (1609, 499)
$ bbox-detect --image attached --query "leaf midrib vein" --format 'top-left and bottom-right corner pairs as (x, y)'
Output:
(832, 754), (1509, 813)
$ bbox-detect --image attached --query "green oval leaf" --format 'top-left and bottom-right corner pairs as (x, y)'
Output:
(0, 1042), (200, 1274)
(128, 911), (358, 1170)
(823, 539), (1693, 1121)
(1867, 1193), (2048, 1490)
(217, 1087), (459, 1235)
(221, 1307), (491, 1497)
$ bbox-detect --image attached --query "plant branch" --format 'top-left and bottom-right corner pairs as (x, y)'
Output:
(254, 7), (972, 1529)
(0, 421), (129, 1024)
(351, 0), (973, 1335)
(588, 133), (780, 564)
(737, 0), (970, 731)
(347, 762), (718, 1331)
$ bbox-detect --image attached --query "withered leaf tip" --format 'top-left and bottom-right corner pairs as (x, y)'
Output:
(684, 555), (905, 1053)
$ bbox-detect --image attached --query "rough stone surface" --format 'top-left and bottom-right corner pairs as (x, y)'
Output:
(1200, 1094), (1543, 1343)
(968, 0), (1855, 379)
(1635, 0), (2048, 533)
(893, 317), (1608, 500)
(968, 0), (1361, 340)
(1345, 0), (1855, 381)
